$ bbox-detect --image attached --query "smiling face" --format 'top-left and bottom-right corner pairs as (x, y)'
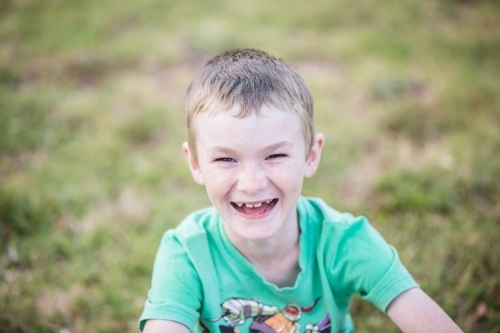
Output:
(183, 105), (324, 247)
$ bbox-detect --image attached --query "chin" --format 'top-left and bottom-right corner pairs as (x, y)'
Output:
(232, 222), (282, 242)
(236, 233), (275, 242)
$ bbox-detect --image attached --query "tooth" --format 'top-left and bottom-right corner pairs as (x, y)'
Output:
(254, 203), (262, 208)
(266, 201), (271, 203)
(245, 203), (254, 208)
(237, 203), (243, 207)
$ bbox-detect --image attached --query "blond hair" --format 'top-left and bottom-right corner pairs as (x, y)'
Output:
(185, 49), (314, 161)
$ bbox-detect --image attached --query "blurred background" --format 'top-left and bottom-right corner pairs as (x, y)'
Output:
(1, 0), (499, 332)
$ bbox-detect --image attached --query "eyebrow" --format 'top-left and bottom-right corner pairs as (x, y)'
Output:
(206, 141), (295, 155)
(264, 141), (295, 152)
(206, 146), (238, 155)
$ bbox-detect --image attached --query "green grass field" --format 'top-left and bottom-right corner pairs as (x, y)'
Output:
(1, 0), (499, 332)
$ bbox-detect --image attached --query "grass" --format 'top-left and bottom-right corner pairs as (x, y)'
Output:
(1, 0), (499, 332)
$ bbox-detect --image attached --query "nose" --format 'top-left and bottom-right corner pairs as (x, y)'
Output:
(236, 162), (268, 195)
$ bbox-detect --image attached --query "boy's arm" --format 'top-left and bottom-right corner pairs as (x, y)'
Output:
(143, 319), (190, 333)
(386, 288), (463, 333)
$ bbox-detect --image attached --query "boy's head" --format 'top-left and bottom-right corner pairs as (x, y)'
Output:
(185, 49), (314, 161)
(181, 49), (324, 245)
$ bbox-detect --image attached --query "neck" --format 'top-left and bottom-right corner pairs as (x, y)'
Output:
(223, 209), (301, 287)
(241, 224), (299, 265)
(227, 209), (300, 261)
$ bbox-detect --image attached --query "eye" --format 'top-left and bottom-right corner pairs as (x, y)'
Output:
(214, 157), (235, 162)
(266, 154), (286, 159)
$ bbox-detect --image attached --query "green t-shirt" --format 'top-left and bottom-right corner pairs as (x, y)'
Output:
(139, 197), (418, 333)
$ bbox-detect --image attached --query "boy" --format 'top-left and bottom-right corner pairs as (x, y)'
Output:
(139, 49), (462, 333)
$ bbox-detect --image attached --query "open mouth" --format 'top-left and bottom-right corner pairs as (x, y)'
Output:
(230, 198), (278, 215)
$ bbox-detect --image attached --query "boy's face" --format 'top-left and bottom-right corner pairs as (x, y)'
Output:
(183, 105), (324, 246)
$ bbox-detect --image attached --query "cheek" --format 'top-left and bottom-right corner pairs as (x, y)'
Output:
(203, 169), (235, 199)
(268, 162), (305, 194)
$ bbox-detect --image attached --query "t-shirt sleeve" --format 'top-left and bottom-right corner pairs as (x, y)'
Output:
(329, 216), (419, 313)
(138, 230), (202, 332)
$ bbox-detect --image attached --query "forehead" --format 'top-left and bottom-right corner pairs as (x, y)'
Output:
(193, 105), (304, 149)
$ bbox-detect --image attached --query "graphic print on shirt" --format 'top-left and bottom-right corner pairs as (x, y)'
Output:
(207, 297), (333, 333)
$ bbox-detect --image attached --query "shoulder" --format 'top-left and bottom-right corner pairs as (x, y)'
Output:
(299, 196), (363, 237)
(162, 206), (219, 245)
(300, 196), (395, 273)
(300, 198), (418, 311)
(317, 206), (391, 264)
(155, 206), (221, 271)
(299, 196), (375, 260)
(151, 206), (220, 291)
(299, 196), (351, 225)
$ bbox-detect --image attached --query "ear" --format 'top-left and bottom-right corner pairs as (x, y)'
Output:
(182, 142), (205, 185)
(304, 133), (324, 178)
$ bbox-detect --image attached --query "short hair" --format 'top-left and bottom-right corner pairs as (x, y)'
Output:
(185, 49), (314, 161)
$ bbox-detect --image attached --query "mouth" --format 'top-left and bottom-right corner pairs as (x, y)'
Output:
(230, 198), (278, 215)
